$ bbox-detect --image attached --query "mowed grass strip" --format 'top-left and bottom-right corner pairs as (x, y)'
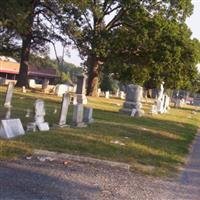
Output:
(0, 86), (200, 176)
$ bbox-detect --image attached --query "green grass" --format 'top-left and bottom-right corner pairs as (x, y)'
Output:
(0, 86), (200, 177)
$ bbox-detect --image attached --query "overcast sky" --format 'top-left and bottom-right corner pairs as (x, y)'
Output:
(50, 1), (200, 67)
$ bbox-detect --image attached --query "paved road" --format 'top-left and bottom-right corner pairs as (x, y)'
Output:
(0, 158), (171, 200)
(1, 133), (200, 200)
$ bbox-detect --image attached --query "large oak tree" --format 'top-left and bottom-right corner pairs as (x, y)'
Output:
(61, 0), (194, 96)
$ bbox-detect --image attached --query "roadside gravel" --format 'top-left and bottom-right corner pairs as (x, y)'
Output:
(0, 157), (175, 200)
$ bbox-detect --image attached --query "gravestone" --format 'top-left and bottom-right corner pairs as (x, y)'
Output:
(72, 104), (86, 127)
(116, 89), (120, 98)
(75, 74), (87, 104)
(83, 107), (94, 123)
(0, 119), (25, 139)
(119, 84), (144, 117)
(105, 91), (110, 99)
(22, 86), (26, 93)
(120, 91), (125, 99)
(5, 107), (11, 119)
(28, 79), (36, 89)
(55, 93), (71, 127)
(34, 99), (49, 131)
(156, 82), (165, 113)
(162, 94), (170, 113)
(97, 88), (101, 97)
(4, 82), (15, 108)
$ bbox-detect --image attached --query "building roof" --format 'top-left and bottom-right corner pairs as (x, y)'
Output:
(0, 59), (20, 74)
(0, 56), (58, 78)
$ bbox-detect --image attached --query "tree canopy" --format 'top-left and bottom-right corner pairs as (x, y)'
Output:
(60, 0), (199, 95)
(1, 0), (200, 93)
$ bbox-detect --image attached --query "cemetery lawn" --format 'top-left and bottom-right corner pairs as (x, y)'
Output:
(0, 86), (200, 177)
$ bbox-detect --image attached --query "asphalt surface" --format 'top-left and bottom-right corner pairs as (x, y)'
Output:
(0, 133), (200, 200)
(0, 157), (171, 200)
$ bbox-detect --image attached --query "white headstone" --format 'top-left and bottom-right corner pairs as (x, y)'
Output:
(22, 86), (26, 93)
(5, 107), (11, 119)
(56, 93), (70, 127)
(34, 99), (49, 131)
(0, 119), (25, 139)
(105, 91), (110, 99)
(55, 84), (68, 97)
(72, 104), (86, 127)
(28, 79), (36, 89)
(83, 107), (94, 123)
(4, 82), (15, 108)
(130, 109), (137, 117)
(97, 88), (101, 97)
(37, 122), (50, 131)
(120, 91), (125, 99)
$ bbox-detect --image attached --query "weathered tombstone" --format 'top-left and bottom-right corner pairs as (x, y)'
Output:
(120, 91), (125, 99)
(28, 79), (36, 89)
(83, 107), (94, 123)
(5, 107), (11, 119)
(4, 82), (15, 108)
(0, 102), (25, 139)
(72, 104), (86, 127)
(116, 89), (120, 98)
(130, 108), (137, 117)
(0, 119), (25, 139)
(105, 91), (110, 99)
(75, 74), (87, 104)
(22, 86), (26, 93)
(162, 94), (170, 113)
(34, 99), (49, 131)
(119, 84), (144, 117)
(55, 93), (70, 127)
(97, 88), (101, 97)
(156, 82), (165, 113)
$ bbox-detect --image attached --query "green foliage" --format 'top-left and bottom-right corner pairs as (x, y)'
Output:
(100, 73), (119, 92)
(61, 0), (197, 94)
(29, 54), (82, 83)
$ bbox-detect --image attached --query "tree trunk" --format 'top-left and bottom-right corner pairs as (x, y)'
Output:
(86, 56), (101, 97)
(16, 0), (37, 87)
(16, 35), (32, 87)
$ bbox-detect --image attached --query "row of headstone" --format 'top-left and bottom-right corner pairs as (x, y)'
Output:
(0, 79), (93, 139)
(26, 95), (93, 132)
(98, 89), (125, 100)
(119, 84), (144, 117)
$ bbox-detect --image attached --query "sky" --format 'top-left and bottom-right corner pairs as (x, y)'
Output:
(50, 1), (200, 67)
